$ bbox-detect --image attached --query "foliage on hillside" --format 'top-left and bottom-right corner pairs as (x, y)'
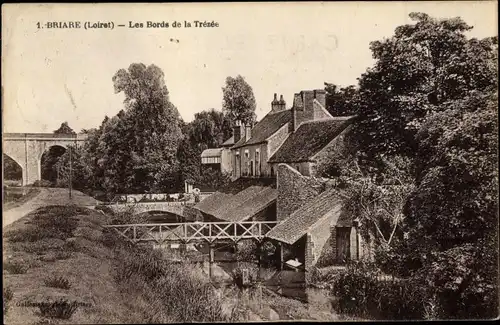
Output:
(317, 12), (498, 320)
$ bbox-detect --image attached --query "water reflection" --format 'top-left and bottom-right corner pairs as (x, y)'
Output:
(152, 241), (316, 303)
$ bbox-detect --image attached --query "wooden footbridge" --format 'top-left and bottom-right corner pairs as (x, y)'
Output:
(103, 221), (279, 245)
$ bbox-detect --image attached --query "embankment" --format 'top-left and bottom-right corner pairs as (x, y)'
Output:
(2, 205), (232, 324)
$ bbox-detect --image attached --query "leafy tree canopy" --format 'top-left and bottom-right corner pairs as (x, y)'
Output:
(222, 75), (257, 126)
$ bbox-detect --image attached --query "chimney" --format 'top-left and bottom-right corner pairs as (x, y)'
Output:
(279, 94), (286, 111)
(303, 90), (314, 112)
(271, 93), (279, 113)
(233, 120), (245, 143)
(314, 89), (326, 108)
(290, 93), (302, 132)
(245, 123), (252, 141)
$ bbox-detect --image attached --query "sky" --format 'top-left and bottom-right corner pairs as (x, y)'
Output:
(1, 2), (497, 133)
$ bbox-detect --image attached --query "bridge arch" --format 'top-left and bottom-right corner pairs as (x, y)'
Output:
(2, 133), (86, 186)
(39, 145), (68, 186)
(135, 210), (187, 223)
(3, 153), (24, 185)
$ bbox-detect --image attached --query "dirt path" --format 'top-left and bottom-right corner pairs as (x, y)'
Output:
(2, 187), (99, 228)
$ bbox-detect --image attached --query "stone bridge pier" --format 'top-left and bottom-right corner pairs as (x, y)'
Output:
(3, 133), (87, 186)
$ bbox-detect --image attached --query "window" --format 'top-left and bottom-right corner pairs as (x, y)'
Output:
(255, 149), (260, 176)
(244, 150), (250, 176)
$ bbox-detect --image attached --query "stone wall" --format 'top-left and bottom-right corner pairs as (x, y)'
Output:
(309, 214), (334, 265)
(276, 164), (327, 222)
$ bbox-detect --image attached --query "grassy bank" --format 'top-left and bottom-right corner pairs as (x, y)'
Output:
(2, 205), (230, 324)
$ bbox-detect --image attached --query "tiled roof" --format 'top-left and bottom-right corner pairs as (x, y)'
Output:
(266, 189), (343, 245)
(217, 186), (277, 222)
(193, 178), (277, 222)
(232, 110), (292, 149)
(201, 148), (222, 158)
(268, 117), (354, 163)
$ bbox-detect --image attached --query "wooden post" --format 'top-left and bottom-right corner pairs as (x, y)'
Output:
(278, 242), (284, 270)
(256, 241), (262, 282)
(209, 243), (214, 280)
(234, 242), (238, 261)
(68, 146), (72, 199)
(256, 241), (261, 268)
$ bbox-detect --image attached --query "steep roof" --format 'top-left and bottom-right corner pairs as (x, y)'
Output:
(232, 110), (292, 149)
(193, 178), (277, 222)
(268, 117), (354, 163)
(266, 189), (343, 245)
(201, 148), (223, 158)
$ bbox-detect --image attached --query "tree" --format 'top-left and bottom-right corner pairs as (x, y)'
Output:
(106, 63), (183, 193)
(71, 63), (184, 196)
(40, 146), (66, 186)
(54, 122), (76, 134)
(320, 13), (498, 319)
(222, 75), (257, 125)
(2, 154), (22, 181)
(324, 83), (359, 117)
(399, 91), (498, 318)
(351, 13), (498, 158)
(177, 109), (233, 187)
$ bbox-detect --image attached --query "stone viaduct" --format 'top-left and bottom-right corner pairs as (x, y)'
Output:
(3, 133), (88, 186)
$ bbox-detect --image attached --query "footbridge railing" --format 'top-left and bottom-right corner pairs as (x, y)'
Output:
(103, 221), (279, 244)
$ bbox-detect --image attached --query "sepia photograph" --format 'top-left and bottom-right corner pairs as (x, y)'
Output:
(2, 1), (498, 323)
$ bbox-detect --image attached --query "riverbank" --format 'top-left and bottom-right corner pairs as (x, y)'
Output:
(3, 204), (344, 323)
(2, 205), (232, 324)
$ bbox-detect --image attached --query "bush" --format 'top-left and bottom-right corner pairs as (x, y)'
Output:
(331, 262), (429, 320)
(34, 299), (82, 319)
(44, 276), (71, 290)
(6, 206), (79, 243)
(4, 260), (29, 274)
(3, 287), (14, 316)
(31, 180), (53, 187)
(54, 251), (72, 260)
(114, 245), (228, 322)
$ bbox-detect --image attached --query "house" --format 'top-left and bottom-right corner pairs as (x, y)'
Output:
(264, 163), (372, 281)
(268, 116), (354, 176)
(230, 94), (291, 178)
(193, 87), (369, 277)
(226, 89), (356, 179)
(200, 135), (234, 175)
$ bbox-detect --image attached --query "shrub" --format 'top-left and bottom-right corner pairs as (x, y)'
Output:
(35, 299), (81, 319)
(44, 276), (72, 290)
(114, 245), (228, 322)
(331, 261), (429, 320)
(4, 260), (29, 274)
(31, 180), (53, 188)
(54, 251), (72, 260)
(3, 287), (14, 316)
(236, 241), (257, 262)
(115, 246), (167, 282)
(6, 206), (79, 243)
